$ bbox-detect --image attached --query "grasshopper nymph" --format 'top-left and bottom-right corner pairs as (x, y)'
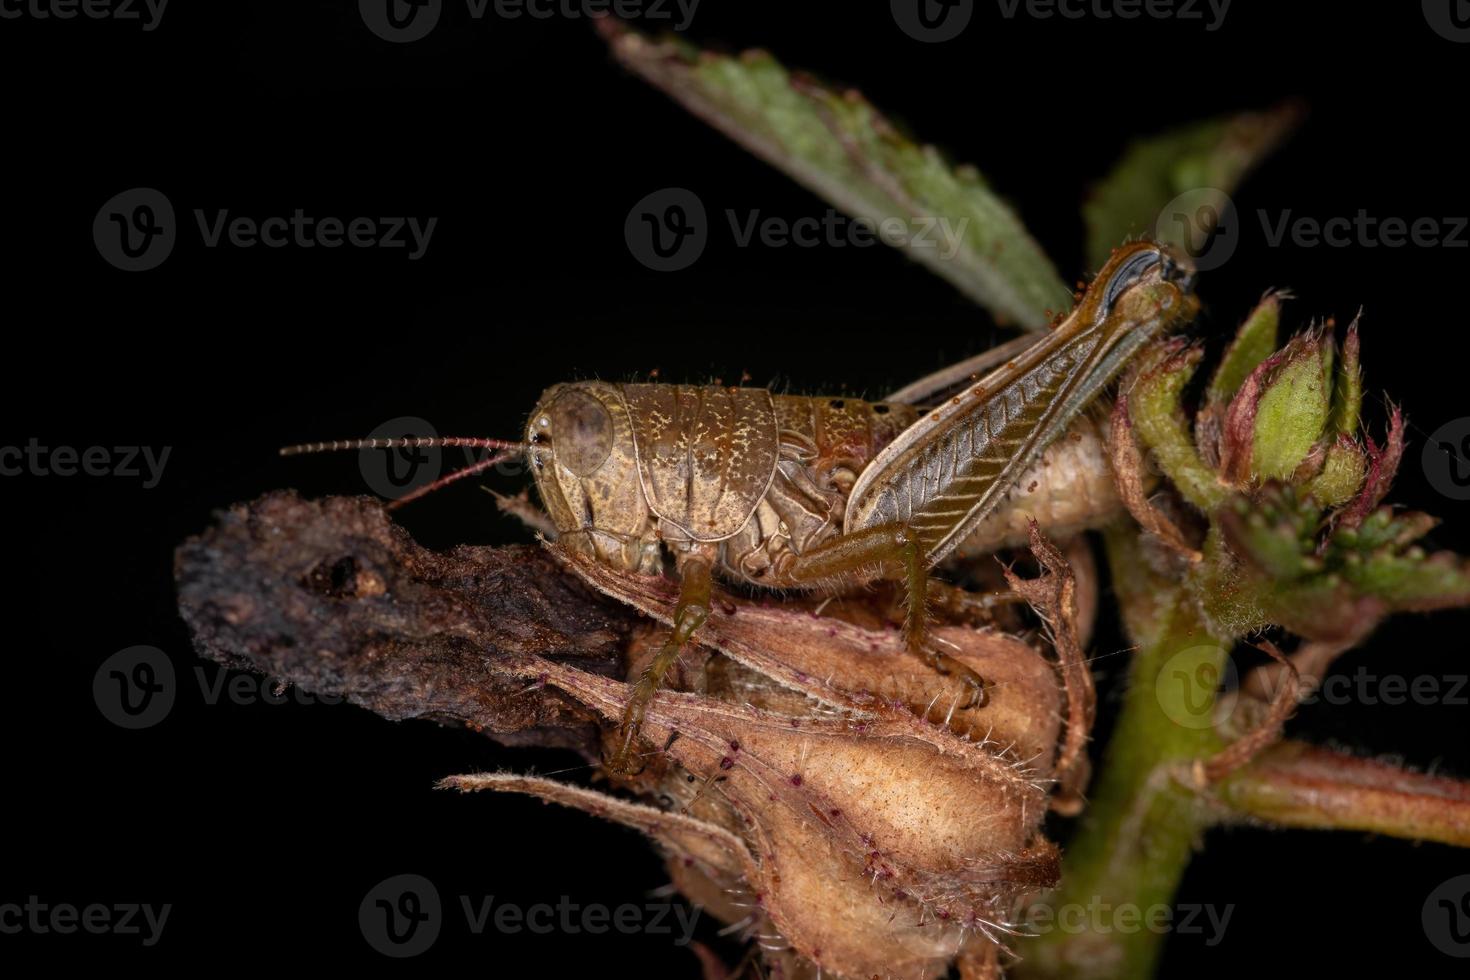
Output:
(283, 241), (1198, 772)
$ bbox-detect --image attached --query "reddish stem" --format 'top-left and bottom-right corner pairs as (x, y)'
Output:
(1220, 740), (1470, 847)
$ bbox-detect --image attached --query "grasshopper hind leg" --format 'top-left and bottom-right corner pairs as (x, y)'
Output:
(777, 523), (990, 709)
(605, 551), (714, 775)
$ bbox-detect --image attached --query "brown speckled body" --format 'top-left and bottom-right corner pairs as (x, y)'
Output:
(525, 381), (1120, 586)
(523, 243), (1196, 774)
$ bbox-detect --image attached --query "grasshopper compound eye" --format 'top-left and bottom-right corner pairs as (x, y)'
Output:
(1158, 246), (1197, 292)
(1089, 242), (1198, 327)
(538, 388), (615, 477)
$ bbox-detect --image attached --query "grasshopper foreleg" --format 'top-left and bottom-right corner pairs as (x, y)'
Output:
(778, 524), (990, 708)
(606, 551), (714, 775)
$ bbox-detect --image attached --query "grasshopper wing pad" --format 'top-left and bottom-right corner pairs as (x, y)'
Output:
(843, 341), (1087, 564)
(622, 385), (780, 542)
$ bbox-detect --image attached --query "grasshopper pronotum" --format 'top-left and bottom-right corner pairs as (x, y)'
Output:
(283, 241), (1198, 771)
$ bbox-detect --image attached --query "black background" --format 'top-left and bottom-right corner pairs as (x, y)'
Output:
(4, 1), (1469, 975)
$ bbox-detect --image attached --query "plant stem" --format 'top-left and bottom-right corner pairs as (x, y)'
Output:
(1019, 528), (1228, 980)
(1220, 741), (1470, 847)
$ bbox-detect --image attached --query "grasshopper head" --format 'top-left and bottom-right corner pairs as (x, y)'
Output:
(1092, 241), (1197, 320)
(526, 382), (657, 569)
(1064, 241), (1199, 403)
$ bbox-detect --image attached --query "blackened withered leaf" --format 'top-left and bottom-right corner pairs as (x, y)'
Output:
(174, 491), (633, 751)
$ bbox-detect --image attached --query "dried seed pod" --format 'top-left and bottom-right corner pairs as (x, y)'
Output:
(444, 539), (1086, 979)
(174, 493), (1087, 979)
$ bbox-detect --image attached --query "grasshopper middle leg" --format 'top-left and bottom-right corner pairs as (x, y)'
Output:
(606, 526), (989, 773)
(776, 523), (990, 708)
(607, 551), (713, 775)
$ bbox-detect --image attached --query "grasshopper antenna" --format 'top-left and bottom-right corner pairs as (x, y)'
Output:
(279, 437), (528, 510)
(280, 437), (527, 456)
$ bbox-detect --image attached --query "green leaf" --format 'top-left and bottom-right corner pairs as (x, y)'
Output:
(601, 20), (1072, 329)
(1128, 344), (1227, 510)
(1209, 294), (1281, 409)
(1332, 316), (1363, 435)
(1304, 440), (1367, 507)
(1251, 333), (1332, 481)
(1085, 106), (1301, 269)
(1343, 550), (1470, 609)
(1215, 488), (1470, 640)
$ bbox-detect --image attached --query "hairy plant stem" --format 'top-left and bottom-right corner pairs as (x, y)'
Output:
(1020, 527), (1228, 980)
(1221, 741), (1470, 847)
